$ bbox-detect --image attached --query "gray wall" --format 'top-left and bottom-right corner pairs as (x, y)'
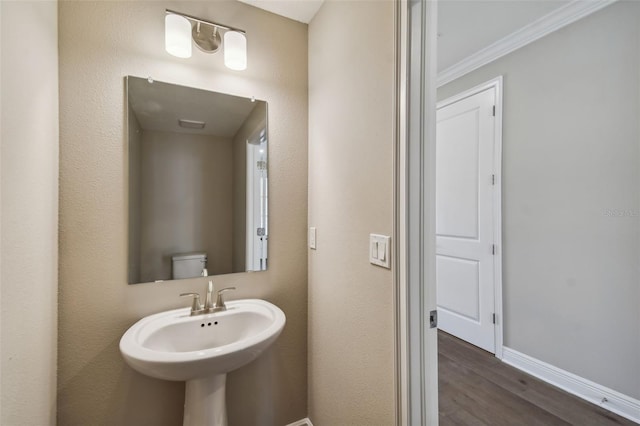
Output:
(1, 1), (59, 424)
(139, 131), (234, 281)
(439, 1), (640, 399)
(308, 1), (396, 424)
(58, 1), (308, 424)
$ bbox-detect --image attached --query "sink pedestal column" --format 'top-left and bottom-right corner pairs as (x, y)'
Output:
(183, 374), (227, 426)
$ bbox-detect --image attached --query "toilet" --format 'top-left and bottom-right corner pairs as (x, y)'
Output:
(171, 252), (208, 279)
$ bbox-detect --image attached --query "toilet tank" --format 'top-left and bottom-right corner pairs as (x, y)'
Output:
(172, 252), (207, 279)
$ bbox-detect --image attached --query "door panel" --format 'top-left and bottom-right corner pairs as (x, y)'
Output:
(436, 109), (479, 239)
(436, 255), (480, 320)
(436, 87), (496, 353)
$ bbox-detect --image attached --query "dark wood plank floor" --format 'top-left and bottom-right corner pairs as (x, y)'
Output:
(438, 331), (637, 426)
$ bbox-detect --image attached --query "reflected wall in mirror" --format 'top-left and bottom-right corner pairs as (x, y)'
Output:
(127, 76), (268, 284)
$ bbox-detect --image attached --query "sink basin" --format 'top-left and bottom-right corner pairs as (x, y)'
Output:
(120, 299), (285, 381)
(119, 298), (285, 426)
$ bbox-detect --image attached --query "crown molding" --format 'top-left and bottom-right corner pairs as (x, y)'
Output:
(437, 0), (618, 87)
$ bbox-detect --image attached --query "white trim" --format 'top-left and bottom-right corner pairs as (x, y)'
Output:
(492, 77), (504, 361)
(285, 418), (313, 426)
(436, 76), (499, 110)
(393, 0), (408, 425)
(436, 76), (504, 361)
(399, 0), (439, 424)
(437, 0), (617, 87)
(245, 140), (256, 270)
(502, 347), (640, 424)
(422, 0), (440, 420)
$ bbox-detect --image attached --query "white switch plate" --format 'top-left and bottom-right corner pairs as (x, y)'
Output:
(370, 234), (390, 268)
(309, 227), (317, 249)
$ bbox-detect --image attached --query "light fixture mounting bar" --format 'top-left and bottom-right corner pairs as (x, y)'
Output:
(165, 9), (246, 34)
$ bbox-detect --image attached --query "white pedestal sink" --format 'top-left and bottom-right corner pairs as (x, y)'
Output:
(119, 299), (286, 426)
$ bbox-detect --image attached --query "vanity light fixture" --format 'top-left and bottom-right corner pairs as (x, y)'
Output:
(224, 30), (247, 71)
(165, 13), (192, 58)
(165, 9), (247, 71)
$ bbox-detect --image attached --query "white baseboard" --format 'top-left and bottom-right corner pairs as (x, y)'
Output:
(285, 418), (313, 426)
(502, 347), (640, 424)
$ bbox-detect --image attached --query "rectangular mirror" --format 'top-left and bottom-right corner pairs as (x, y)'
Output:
(126, 76), (268, 284)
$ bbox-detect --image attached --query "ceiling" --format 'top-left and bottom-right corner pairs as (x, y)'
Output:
(237, 0), (324, 23)
(236, 0), (573, 72)
(127, 77), (259, 138)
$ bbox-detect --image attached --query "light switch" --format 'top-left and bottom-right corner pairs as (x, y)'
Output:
(309, 227), (317, 250)
(369, 234), (391, 269)
(371, 241), (380, 259)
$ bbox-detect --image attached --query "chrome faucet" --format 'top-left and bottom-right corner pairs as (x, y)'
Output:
(204, 280), (215, 312)
(180, 283), (235, 315)
(210, 287), (236, 313)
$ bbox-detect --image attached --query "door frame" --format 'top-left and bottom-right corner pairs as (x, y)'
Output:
(436, 76), (504, 359)
(245, 127), (268, 271)
(394, 0), (439, 424)
(396, 1), (505, 423)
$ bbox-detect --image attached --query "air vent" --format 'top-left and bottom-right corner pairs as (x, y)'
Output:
(178, 119), (206, 129)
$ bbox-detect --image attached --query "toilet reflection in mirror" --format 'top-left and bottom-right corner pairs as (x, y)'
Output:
(126, 76), (268, 284)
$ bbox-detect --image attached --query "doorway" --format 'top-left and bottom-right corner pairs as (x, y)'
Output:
(246, 128), (268, 271)
(399, 1), (640, 424)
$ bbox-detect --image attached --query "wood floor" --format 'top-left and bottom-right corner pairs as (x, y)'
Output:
(438, 331), (637, 426)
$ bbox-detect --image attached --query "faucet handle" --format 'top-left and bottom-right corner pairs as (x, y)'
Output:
(214, 287), (236, 312)
(204, 281), (215, 311)
(180, 292), (203, 316)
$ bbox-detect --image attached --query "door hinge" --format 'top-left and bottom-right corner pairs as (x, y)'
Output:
(429, 310), (438, 329)
(492, 105), (496, 116)
(492, 313), (497, 324)
(492, 244), (496, 255)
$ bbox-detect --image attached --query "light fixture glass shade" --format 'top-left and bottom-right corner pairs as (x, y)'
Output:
(165, 14), (192, 58)
(224, 31), (247, 71)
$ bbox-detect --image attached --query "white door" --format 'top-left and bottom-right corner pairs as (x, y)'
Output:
(436, 86), (498, 353)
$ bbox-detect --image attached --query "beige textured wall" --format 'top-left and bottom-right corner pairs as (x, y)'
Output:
(1, 1), (59, 425)
(139, 131), (234, 281)
(58, 1), (308, 425)
(439, 2), (640, 399)
(308, 1), (396, 425)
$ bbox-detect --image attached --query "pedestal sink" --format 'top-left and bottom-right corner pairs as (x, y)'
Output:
(119, 299), (285, 426)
